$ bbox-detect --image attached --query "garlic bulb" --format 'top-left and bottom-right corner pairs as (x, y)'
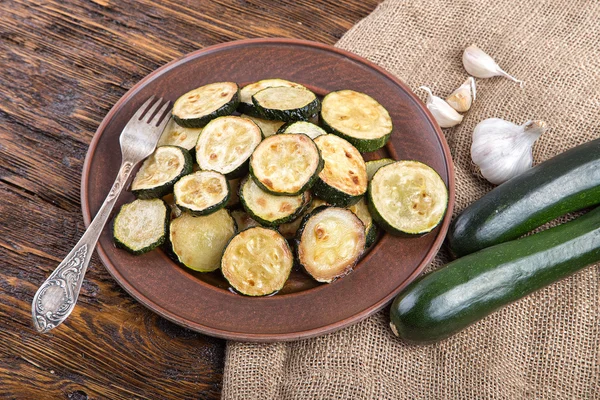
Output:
(463, 45), (524, 87)
(471, 118), (547, 185)
(446, 77), (476, 112)
(419, 86), (463, 128)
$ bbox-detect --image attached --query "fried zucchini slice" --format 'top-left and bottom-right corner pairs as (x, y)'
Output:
(195, 116), (262, 178)
(312, 134), (367, 207)
(131, 146), (193, 199)
(221, 227), (293, 296)
(277, 121), (327, 139)
(113, 198), (168, 255)
(368, 161), (448, 236)
(249, 133), (323, 196)
(296, 207), (366, 283)
(366, 158), (395, 181)
(173, 170), (229, 216)
(157, 118), (202, 156)
(348, 197), (378, 247)
(172, 82), (239, 128)
(252, 86), (320, 122)
(240, 177), (309, 227)
(169, 209), (236, 272)
(239, 78), (306, 117)
(320, 90), (393, 152)
(240, 114), (285, 137)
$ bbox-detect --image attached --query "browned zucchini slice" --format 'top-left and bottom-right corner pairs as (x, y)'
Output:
(249, 133), (323, 196)
(296, 207), (366, 283)
(221, 227), (293, 296)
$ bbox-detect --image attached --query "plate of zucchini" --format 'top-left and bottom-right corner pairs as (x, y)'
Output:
(81, 38), (455, 341)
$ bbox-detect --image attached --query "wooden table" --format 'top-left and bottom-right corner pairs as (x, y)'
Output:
(0, 0), (381, 398)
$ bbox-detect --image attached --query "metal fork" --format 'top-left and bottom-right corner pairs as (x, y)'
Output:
(32, 96), (171, 333)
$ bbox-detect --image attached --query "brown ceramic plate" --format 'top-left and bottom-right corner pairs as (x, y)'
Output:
(81, 38), (455, 342)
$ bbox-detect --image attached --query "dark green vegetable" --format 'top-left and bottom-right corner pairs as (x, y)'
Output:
(390, 206), (600, 344)
(448, 138), (600, 257)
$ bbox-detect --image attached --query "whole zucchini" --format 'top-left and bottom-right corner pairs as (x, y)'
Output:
(390, 206), (600, 344)
(448, 138), (600, 257)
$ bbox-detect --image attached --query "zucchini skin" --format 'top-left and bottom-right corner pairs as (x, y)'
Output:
(252, 92), (320, 122)
(448, 138), (600, 257)
(390, 206), (600, 344)
(312, 179), (363, 208)
(320, 117), (391, 153)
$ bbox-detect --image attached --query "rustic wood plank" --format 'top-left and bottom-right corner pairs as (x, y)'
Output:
(0, 0), (382, 398)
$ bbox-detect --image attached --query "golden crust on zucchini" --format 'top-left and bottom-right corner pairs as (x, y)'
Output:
(297, 207), (365, 283)
(314, 135), (367, 196)
(222, 227), (293, 296)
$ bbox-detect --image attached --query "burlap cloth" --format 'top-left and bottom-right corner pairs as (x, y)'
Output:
(222, 0), (600, 398)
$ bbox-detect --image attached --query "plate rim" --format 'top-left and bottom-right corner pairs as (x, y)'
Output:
(80, 38), (455, 341)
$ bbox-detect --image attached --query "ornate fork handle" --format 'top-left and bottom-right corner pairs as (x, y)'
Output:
(32, 160), (134, 333)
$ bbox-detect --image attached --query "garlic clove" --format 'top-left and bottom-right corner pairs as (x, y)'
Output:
(418, 86), (463, 128)
(446, 77), (477, 113)
(462, 45), (524, 87)
(471, 118), (547, 185)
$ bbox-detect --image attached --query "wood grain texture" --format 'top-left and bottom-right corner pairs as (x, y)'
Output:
(0, 0), (381, 398)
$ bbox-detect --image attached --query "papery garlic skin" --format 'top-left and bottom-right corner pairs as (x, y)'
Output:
(471, 118), (547, 185)
(419, 86), (463, 128)
(446, 77), (476, 112)
(463, 45), (524, 87)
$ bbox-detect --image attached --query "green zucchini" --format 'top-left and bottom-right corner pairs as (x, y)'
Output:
(173, 170), (229, 216)
(113, 198), (168, 255)
(131, 146), (193, 199)
(195, 116), (263, 179)
(221, 227), (293, 296)
(365, 158), (395, 181)
(249, 133), (323, 196)
(390, 205), (600, 344)
(296, 206), (366, 283)
(348, 197), (378, 247)
(252, 86), (320, 122)
(320, 90), (393, 152)
(172, 82), (239, 128)
(312, 134), (367, 207)
(239, 79), (306, 117)
(239, 177), (309, 227)
(169, 209), (236, 272)
(368, 161), (448, 236)
(277, 121), (327, 139)
(157, 118), (202, 157)
(448, 138), (600, 257)
(240, 114), (284, 137)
